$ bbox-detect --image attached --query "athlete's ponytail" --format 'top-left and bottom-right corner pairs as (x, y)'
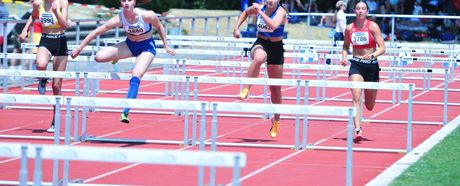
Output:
(279, 0), (290, 17)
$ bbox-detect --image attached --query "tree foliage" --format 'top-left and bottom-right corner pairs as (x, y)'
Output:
(93, 0), (240, 13)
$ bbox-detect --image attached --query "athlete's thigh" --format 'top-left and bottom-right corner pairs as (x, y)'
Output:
(132, 52), (155, 78)
(35, 47), (51, 67)
(95, 42), (133, 62)
(250, 45), (267, 62)
(267, 64), (283, 79)
(53, 56), (68, 72)
(349, 74), (364, 98)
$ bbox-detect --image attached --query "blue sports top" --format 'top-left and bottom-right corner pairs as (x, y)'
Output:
(256, 5), (285, 38)
(120, 9), (152, 36)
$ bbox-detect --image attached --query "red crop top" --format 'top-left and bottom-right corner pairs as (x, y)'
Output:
(349, 20), (376, 49)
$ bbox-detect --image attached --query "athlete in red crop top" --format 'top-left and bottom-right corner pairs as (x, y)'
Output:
(341, 0), (386, 142)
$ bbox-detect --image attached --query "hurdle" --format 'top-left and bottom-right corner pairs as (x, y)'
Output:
(147, 39), (460, 57)
(3, 67), (446, 128)
(1, 69), (426, 126)
(16, 42), (457, 86)
(164, 35), (459, 50)
(206, 102), (356, 150)
(0, 94), (65, 141)
(65, 96), (208, 146)
(98, 40), (459, 83)
(207, 102), (357, 186)
(0, 69), (87, 110)
(0, 93), (68, 185)
(144, 58), (448, 106)
(0, 142), (246, 186)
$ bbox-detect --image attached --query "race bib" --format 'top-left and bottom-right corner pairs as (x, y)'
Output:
(125, 25), (145, 35)
(40, 12), (56, 27)
(351, 31), (370, 46)
(256, 18), (273, 33)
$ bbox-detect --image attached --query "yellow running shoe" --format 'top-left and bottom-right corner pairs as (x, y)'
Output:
(269, 118), (280, 138)
(238, 88), (249, 100)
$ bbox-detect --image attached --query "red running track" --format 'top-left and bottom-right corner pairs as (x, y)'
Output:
(0, 59), (458, 185)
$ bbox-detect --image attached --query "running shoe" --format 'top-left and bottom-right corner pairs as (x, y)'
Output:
(120, 112), (129, 124)
(269, 118), (280, 138)
(46, 122), (55, 133)
(37, 78), (47, 95)
(238, 88), (249, 100)
(354, 127), (363, 142)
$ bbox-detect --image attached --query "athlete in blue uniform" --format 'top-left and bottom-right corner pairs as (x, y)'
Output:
(233, 0), (287, 138)
(71, 0), (175, 124)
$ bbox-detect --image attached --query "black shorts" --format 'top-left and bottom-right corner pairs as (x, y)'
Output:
(251, 37), (284, 65)
(38, 33), (68, 56)
(348, 58), (380, 82)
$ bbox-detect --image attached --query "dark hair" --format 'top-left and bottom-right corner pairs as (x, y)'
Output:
(354, 0), (369, 11)
(278, 0), (290, 16)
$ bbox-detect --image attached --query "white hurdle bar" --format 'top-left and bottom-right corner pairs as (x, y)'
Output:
(1, 70), (427, 126)
(147, 58), (448, 105)
(0, 94), (65, 143)
(0, 92), (414, 152)
(208, 102), (356, 186)
(14, 43), (458, 84)
(0, 94), (65, 185)
(209, 102), (356, 150)
(73, 76), (419, 150)
(64, 96), (208, 147)
(19, 42), (457, 64)
(151, 39), (459, 56)
(0, 142), (246, 186)
(164, 35), (460, 50)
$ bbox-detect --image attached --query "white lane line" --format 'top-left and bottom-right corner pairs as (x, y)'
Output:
(83, 163), (142, 183)
(0, 127), (23, 133)
(0, 157), (19, 164)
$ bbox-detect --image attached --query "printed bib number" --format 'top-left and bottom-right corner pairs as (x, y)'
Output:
(41, 13), (55, 26)
(351, 31), (369, 46)
(256, 18), (273, 33)
(126, 25), (145, 34)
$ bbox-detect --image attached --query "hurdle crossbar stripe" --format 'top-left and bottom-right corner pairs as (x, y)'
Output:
(21, 43), (101, 52)
(323, 54), (459, 63)
(0, 69), (414, 91)
(67, 96), (205, 110)
(2, 52), (453, 74)
(0, 69), (79, 79)
(211, 102), (355, 116)
(0, 142), (246, 167)
(153, 40), (458, 55)
(16, 43), (459, 63)
(193, 76), (412, 90)
(164, 35), (458, 50)
(0, 52), (93, 62)
(110, 58), (450, 75)
(0, 94), (63, 105)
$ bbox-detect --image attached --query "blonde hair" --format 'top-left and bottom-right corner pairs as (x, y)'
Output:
(336, 1), (346, 9)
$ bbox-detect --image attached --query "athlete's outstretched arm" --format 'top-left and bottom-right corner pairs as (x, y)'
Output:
(233, 6), (257, 39)
(147, 10), (175, 56)
(70, 16), (121, 58)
